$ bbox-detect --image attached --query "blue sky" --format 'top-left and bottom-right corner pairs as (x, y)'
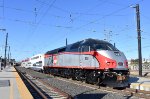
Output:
(0, 0), (150, 61)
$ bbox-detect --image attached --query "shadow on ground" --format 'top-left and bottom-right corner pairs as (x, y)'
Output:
(75, 93), (107, 99)
(129, 76), (139, 83)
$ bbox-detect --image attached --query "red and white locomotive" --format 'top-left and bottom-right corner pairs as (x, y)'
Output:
(43, 38), (129, 87)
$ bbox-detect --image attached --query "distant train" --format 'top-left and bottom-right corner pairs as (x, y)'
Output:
(21, 54), (45, 71)
(21, 38), (129, 87)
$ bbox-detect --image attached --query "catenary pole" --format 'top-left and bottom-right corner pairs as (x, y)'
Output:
(4, 33), (8, 68)
(135, 4), (142, 77)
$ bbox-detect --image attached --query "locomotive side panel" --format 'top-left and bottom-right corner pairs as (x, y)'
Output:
(78, 54), (99, 68)
(45, 56), (53, 66)
(57, 54), (80, 66)
(53, 53), (99, 68)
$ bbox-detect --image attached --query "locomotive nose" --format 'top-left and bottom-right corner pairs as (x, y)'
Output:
(98, 50), (128, 69)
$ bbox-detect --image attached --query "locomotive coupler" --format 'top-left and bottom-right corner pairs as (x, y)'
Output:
(117, 74), (126, 81)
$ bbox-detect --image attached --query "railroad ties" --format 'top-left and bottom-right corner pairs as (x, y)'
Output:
(15, 67), (150, 99)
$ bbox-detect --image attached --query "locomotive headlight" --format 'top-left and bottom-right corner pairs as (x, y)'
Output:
(124, 60), (128, 68)
(106, 62), (110, 66)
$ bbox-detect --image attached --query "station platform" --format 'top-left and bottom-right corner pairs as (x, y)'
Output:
(0, 66), (33, 99)
(130, 75), (150, 91)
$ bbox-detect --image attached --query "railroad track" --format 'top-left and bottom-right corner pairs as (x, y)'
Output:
(15, 67), (72, 99)
(55, 75), (150, 99)
(16, 67), (150, 99)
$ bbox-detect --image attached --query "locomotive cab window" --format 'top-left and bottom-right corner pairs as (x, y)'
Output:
(94, 43), (118, 51)
(81, 46), (91, 52)
(58, 47), (66, 53)
(70, 42), (81, 52)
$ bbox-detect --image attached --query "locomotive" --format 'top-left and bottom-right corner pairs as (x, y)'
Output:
(43, 38), (129, 87)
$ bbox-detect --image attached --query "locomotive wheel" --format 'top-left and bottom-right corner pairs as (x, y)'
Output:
(72, 69), (83, 81)
(86, 71), (98, 85)
(75, 70), (81, 81)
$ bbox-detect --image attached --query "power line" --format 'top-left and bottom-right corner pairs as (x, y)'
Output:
(72, 0), (108, 20)
(0, 5), (34, 13)
(29, 0), (57, 33)
(126, 45), (150, 53)
(71, 0), (144, 31)
(36, 0), (110, 17)
(74, 6), (130, 31)
(141, 15), (150, 23)
(18, 0), (57, 54)
(2, 0), (4, 18)
(0, 5), (94, 23)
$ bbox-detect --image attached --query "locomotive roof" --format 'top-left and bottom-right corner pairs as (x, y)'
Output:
(45, 38), (110, 54)
(80, 38), (109, 44)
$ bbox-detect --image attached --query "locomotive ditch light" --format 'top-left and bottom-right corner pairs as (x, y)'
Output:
(125, 61), (128, 67)
(106, 61), (114, 66)
(106, 62), (110, 66)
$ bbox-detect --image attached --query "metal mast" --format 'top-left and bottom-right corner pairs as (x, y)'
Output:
(135, 4), (142, 77)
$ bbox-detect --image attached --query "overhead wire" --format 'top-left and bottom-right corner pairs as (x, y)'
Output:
(2, 0), (4, 18)
(34, 0), (144, 46)
(74, 6), (130, 31)
(27, 0), (57, 35)
(72, 0), (144, 30)
(21, 0), (57, 56)
(0, 5), (95, 24)
(2, 0), (146, 58)
(36, 0), (110, 16)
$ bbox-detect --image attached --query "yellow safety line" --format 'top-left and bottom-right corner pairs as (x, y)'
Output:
(12, 67), (33, 99)
(10, 79), (14, 99)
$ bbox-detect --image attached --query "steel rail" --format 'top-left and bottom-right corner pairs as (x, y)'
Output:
(15, 67), (48, 99)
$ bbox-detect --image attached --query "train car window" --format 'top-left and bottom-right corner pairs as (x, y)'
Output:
(39, 61), (42, 63)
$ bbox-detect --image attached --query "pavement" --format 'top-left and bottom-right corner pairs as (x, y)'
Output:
(130, 70), (150, 91)
(0, 65), (33, 99)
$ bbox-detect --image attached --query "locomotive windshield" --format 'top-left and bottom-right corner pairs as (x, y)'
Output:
(94, 43), (118, 51)
(79, 39), (119, 51)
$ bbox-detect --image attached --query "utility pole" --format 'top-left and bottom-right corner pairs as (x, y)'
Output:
(4, 33), (8, 68)
(135, 4), (142, 77)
